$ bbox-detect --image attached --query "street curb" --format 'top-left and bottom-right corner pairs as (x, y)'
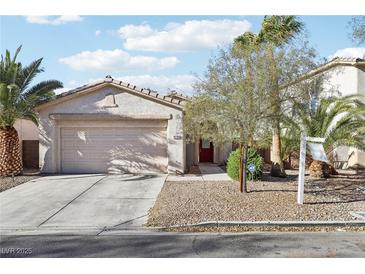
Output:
(150, 220), (365, 230)
(1, 221), (364, 236)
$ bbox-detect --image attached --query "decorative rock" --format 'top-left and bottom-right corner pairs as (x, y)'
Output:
(309, 160), (330, 178)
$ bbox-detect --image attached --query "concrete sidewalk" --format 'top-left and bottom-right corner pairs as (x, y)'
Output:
(199, 163), (232, 181)
(167, 163), (232, 182)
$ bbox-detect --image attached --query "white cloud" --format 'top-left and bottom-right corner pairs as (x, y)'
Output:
(95, 30), (101, 36)
(59, 49), (180, 71)
(25, 15), (83, 25)
(329, 47), (365, 60)
(119, 24), (154, 38)
(115, 74), (197, 94)
(118, 19), (251, 52)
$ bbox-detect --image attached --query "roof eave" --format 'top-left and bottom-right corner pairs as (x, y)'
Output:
(280, 58), (365, 90)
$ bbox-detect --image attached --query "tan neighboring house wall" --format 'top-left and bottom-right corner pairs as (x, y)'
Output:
(14, 119), (38, 142)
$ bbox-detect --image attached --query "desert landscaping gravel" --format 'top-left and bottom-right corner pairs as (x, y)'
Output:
(0, 175), (40, 192)
(147, 171), (365, 227)
(163, 225), (365, 233)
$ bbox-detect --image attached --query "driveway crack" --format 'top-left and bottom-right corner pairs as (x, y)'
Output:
(37, 175), (107, 227)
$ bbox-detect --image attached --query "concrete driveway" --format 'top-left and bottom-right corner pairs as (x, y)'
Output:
(0, 174), (166, 233)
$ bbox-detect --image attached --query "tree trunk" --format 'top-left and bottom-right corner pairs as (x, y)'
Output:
(267, 46), (286, 178)
(239, 139), (248, 193)
(270, 120), (286, 177)
(308, 160), (330, 178)
(239, 143), (243, 191)
(0, 127), (23, 176)
(242, 144), (248, 193)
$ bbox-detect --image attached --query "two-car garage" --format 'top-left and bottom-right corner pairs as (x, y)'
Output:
(60, 120), (168, 174)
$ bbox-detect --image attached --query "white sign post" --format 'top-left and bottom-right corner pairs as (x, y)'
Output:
(297, 133), (307, 204)
(297, 134), (326, 204)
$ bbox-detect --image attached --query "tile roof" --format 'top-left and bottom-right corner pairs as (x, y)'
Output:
(37, 76), (187, 109)
(330, 56), (365, 63)
(165, 90), (192, 101)
(281, 56), (365, 89)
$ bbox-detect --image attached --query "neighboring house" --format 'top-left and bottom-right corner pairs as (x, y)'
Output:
(183, 57), (365, 170)
(286, 57), (365, 168)
(14, 119), (39, 169)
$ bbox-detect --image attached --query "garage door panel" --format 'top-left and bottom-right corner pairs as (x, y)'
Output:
(60, 123), (168, 174)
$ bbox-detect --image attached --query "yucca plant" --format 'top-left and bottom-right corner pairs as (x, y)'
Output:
(0, 46), (63, 176)
(283, 95), (365, 177)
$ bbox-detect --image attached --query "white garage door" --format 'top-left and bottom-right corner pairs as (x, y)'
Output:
(60, 121), (168, 174)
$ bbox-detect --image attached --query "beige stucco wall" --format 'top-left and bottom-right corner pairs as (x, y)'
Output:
(334, 145), (363, 168)
(37, 85), (185, 174)
(214, 143), (232, 164)
(357, 68), (365, 97)
(322, 66), (359, 97)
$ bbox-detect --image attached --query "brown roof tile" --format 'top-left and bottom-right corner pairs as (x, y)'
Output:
(38, 76), (186, 109)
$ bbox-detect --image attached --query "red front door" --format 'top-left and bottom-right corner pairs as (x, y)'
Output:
(199, 139), (214, 162)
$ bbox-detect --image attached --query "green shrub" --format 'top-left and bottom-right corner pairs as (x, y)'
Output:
(226, 148), (264, 181)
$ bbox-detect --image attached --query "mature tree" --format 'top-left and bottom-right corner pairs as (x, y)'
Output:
(349, 16), (365, 45)
(0, 46), (63, 176)
(184, 44), (271, 192)
(257, 15), (305, 177)
(282, 95), (365, 177)
(234, 16), (319, 177)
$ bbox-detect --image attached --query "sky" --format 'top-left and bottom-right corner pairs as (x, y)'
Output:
(0, 15), (364, 95)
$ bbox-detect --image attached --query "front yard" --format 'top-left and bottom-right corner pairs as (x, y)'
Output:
(147, 170), (365, 228)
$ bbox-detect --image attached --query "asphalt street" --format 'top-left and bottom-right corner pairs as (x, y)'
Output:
(1, 232), (364, 258)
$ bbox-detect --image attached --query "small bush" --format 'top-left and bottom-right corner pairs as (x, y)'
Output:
(227, 148), (264, 181)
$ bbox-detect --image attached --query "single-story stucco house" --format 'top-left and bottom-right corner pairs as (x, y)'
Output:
(34, 76), (230, 174)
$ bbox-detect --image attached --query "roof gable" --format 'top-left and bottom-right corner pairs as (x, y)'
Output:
(281, 57), (365, 89)
(36, 76), (186, 111)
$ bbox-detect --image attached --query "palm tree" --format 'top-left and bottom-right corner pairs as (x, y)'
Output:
(0, 46), (63, 176)
(257, 15), (304, 177)
(283, 95), (365, 177)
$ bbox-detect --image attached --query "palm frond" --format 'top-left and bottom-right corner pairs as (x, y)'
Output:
(285, 95), (365, 155)
(23, 80), (62, 106)
(0, 46), (63, 127)
(17, 58), (44, 91)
